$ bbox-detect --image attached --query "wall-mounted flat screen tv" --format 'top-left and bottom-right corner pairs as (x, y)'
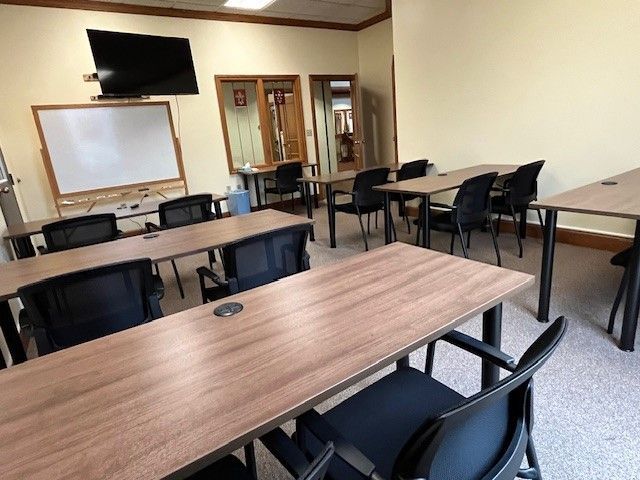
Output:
(87, 29), (199, 96)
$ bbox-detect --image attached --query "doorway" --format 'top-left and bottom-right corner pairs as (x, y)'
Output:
(309, 75), (364, 176)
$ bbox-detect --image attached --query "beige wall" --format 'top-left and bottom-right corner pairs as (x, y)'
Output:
(393, 0), (640, 236)
(357, 18), (395, 167)
(0, 4), (359, 220)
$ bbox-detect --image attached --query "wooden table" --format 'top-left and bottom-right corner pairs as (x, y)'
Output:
(298, 163), (403, 248)
(532, 167), (640, 351)
(375, 164), (520, 248)
(0, 210), (313, 365)
(2, 194), (228, 259)
(235, 164), (318, 210)
(0, 243), (533, 480)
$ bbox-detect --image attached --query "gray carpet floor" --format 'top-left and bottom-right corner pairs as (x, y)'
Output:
(152, 204), (640, 479)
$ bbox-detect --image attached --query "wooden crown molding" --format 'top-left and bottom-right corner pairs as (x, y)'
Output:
(1, 0), (392, 31)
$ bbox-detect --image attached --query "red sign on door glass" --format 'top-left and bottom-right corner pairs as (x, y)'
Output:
(233, 89), (247, 107)
(274, 89), (285, 105)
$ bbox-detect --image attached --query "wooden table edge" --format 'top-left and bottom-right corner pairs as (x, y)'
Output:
(169, 270), (534, 478)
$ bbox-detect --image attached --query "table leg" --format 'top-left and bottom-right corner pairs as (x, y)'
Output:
(0, 300), (27, 366)
(303, 182), (315, 242)
(213, 201), (223, 219)
(420, 195), (430, 248)
(482, 302), (502, 388)
(254, 175), (262, 209)
(384, 192), (392, 245)
(311, 165), (319, 209)
(620, 221), (640, 351)
(537, 210), (558, 323)
(326, 184), (336, 248)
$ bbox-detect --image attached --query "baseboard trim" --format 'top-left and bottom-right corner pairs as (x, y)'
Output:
(404, 206), (631, 253)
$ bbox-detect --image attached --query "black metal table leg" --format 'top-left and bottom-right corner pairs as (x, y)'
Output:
(420, 195), (430, 248)
(537, 210), (558, 323)
(0, 300), (26, 366)
(396, 356), (410, 369)
(326, 184), (336, 248)
(303, 182), (315, 241)
(384, 192), (392, 244)
(311, 165), (319, 209)
(213, 200), (223, 219)
(482, 303), (502, 388)
(620, 221), (640, 351)
(253, 175), (262, 209)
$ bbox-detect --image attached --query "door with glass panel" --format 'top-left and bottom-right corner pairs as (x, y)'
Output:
(216, 76), (307, 174)
(309, 75), (364, 177)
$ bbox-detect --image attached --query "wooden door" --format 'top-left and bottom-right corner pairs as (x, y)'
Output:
(349, 75), (365, 170)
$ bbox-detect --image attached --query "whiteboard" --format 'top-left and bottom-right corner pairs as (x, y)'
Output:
(35, 103), (181, 195)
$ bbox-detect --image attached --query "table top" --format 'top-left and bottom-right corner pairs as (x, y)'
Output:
(532, 167), (640, 220)
(0, 242), (533, 480)
(235, 163), (316, 176)
(374, 164), (520, 196)
(2, 194), (229, 240)
(298, 162), (403, 185)
(0, 209), (312, 301)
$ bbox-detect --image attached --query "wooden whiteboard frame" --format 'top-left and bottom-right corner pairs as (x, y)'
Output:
(32, 101), (187, 203)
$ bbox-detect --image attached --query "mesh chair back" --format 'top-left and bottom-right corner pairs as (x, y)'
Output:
(352, 167), (390, 207)
(18, 259), (162, 355)
(159, 194), (214, 229)
(397, 159), (430, 182)
(42, 214), (119, 252)
(506, 160), (545, 207)
(276, 162), (304, 191)
(452, 172), (498, 225)
(394, 317), (567, 480)
(222, 225), (311, 294)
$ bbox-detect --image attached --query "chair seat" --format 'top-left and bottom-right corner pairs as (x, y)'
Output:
(305, 367), (464, 480)
(490, 195), (526, 215)
(187, 454), (253, 479)
(265, 186), (300, 195)
(413, 208), (484, 233)
(611, 247), (632, 267)
(334, 202), (383, 215)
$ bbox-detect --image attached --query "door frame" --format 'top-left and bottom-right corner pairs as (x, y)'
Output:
(214, 74), (308, 173)
(308, 74), (364, 176)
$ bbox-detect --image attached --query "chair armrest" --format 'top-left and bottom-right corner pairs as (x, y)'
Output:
(196, 266), (228, 287)
(148, 292), (164, 320)
(439, 330), (516, 372)
(36, 245), (48, 255)
(263, 177), (277, 189)
(260, 428), (312, 478)
(332, 190), (356, 205)
(145, 222), (164, 233)
(298, 409), (380, 479)
(116, 229), (124, 238)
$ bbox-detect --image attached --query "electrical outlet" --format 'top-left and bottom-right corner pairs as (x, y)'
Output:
(306, 129), (313, 136)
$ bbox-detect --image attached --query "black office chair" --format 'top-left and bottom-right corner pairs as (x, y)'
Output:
(387, 159), (430, 234)
(196, 224), (311, 303)
(189, 434), (334, 480)
(40, 213), (121, 254)
(416, 172), (502, 266)
(294, 317), (567, 480)
(333, 167), (391, 251)
(264, 162), (304, 213)
(607, 246), (632, 335)
(491, 160), (546, 258)
(18, 258), (163, 356)
(146, 194), (218, 299)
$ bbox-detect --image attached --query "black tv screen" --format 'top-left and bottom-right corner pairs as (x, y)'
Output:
(87, 30), (199, 96)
